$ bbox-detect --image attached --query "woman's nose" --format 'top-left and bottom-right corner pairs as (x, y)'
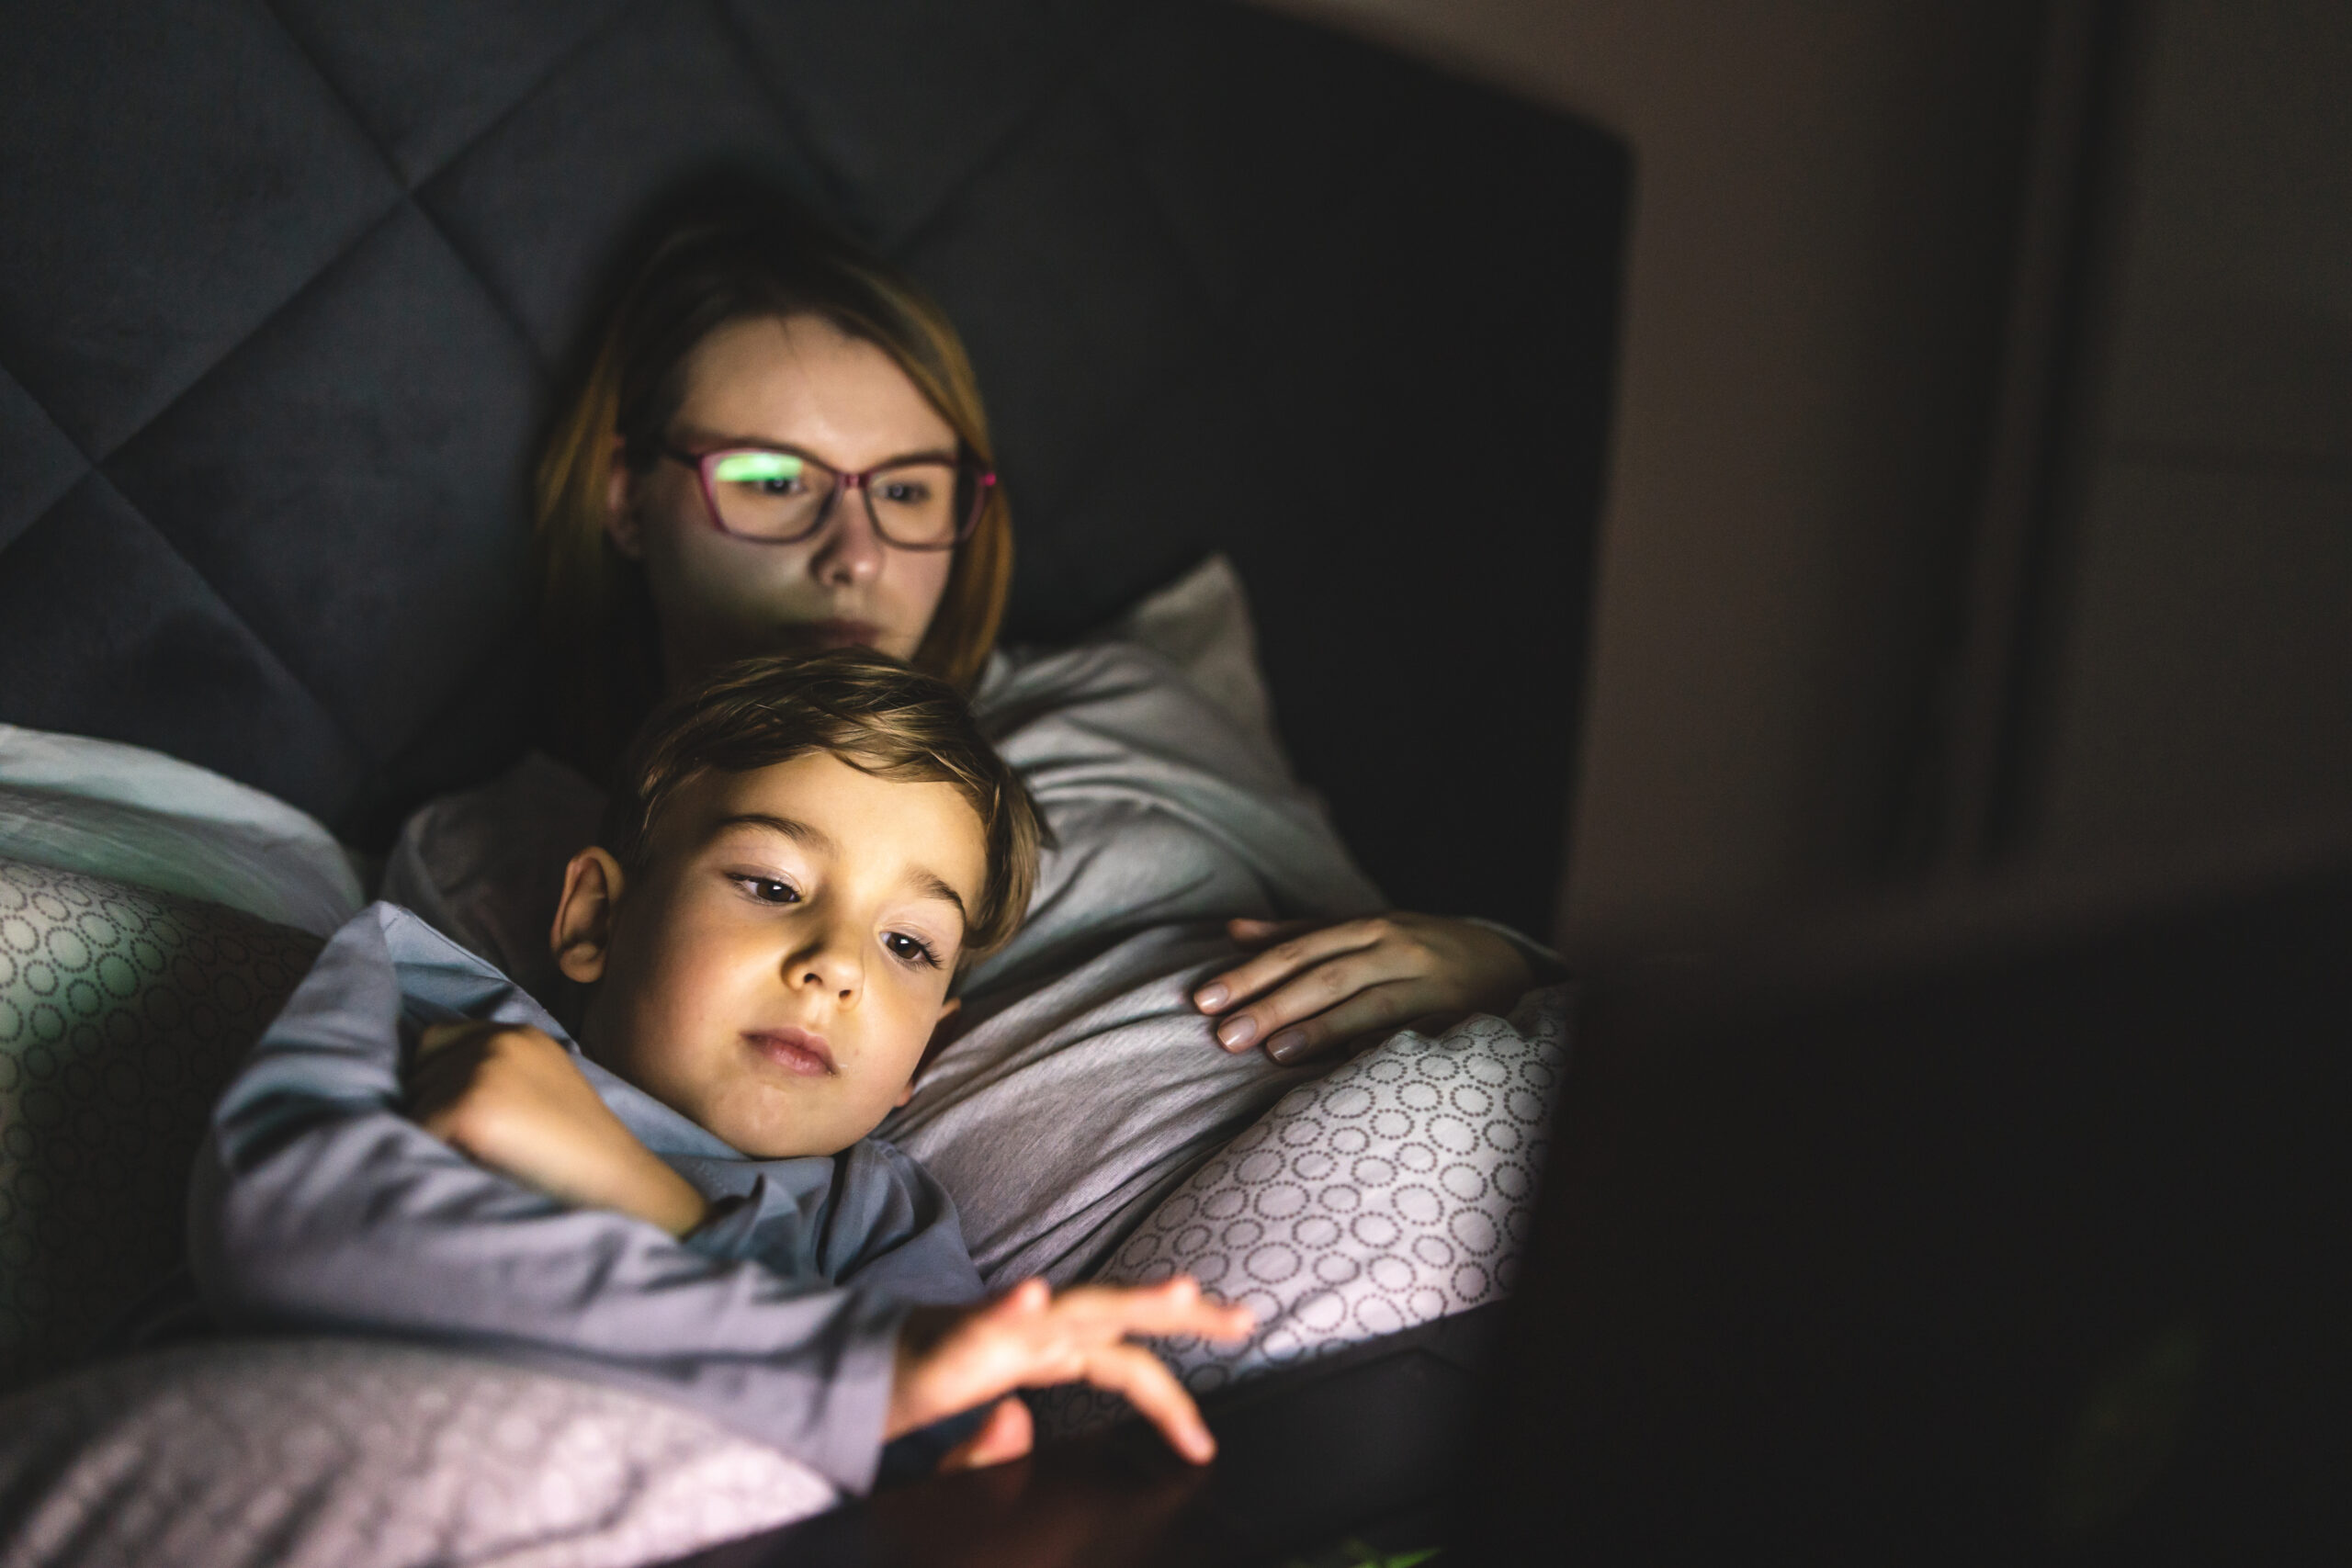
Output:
(808, 491), (886, 587)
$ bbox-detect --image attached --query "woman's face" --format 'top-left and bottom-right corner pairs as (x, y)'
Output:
(607, 313), (960, 683)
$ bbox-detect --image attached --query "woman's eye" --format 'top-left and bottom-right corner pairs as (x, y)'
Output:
(713, 453), (806, 496)
(877, 479), (931, 505)
(723, 474), (804, 498)
(883, 931), (941, 968)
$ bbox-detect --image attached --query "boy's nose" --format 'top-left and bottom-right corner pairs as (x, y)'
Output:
(786, 935), (863, 1003)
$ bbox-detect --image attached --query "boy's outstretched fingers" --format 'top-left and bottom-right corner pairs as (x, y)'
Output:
(1064, 1277), (1253, 1464)
(936, 1396), (1033, 1472)
(887, 1274), (1256, 1467)
(1061, 1275), (1258, 1340)
(1080, 1339), (1219, 1462)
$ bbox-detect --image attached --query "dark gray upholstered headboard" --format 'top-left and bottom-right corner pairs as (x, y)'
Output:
(0, 0), (1625, 936)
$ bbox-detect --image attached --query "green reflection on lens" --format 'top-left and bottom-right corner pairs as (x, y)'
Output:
(713, 451), (802, 484)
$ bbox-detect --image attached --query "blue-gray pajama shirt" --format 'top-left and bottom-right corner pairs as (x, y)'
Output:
(187, 902), (983, 1494)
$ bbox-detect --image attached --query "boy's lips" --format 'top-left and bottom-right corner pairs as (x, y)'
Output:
(743, 1026), (835, 1077)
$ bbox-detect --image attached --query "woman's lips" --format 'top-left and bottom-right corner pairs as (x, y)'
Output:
(743, 1027), (836, 1077)
(804, 619), (882, 649)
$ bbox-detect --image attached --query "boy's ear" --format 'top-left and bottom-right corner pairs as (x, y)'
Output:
(897, 997), (964, 1108)
(551, 847), (628, 984)
(603, 435), (645, 561)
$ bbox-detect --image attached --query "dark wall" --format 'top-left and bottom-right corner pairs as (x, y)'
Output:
(1262, 0), (2052, 939)
(2010, 0), (2352, 868)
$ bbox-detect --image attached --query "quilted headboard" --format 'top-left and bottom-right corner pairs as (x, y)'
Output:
(0, 0), (1625, 936)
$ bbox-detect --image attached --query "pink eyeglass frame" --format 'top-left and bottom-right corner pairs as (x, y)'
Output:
(658, 441), (997, 551)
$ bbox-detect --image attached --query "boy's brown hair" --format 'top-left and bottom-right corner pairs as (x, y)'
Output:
(604, 649), (1045, 961)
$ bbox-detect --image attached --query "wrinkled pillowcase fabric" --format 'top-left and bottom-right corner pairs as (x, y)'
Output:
(1087, 551), (1289, 775)
(1036, 984), (1571, 1434)
(0, 725), (363, 938)
(0, 1337), (834, 1568)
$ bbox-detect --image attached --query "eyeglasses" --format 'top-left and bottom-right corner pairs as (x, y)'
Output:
(658, 441), (995, 551)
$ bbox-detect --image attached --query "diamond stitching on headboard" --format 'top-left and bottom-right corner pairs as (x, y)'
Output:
(0, 367), (87, 554)
(410, 0), (833, 365)
(263, 0), (644, 192)
(99, 204), (548, 772)
(0, 0), (1628, 935)
(0, 2), (406, 460)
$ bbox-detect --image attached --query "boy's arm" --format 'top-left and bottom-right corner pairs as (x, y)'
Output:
(187, 908), (912, 1494)
(404, 1018), (712, 1237)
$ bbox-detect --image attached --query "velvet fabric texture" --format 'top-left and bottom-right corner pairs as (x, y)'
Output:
(0, 0), (1627, 935)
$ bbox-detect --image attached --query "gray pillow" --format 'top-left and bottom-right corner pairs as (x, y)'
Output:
(0, 725), (364, 937)
(0, 859), (322, 1391)
(0, 1337), (832, 1568)
(1088, 552), (1290, 776)
(1035, 984), (1571, 1434)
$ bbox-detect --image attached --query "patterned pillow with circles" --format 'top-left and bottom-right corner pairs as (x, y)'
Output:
(1038, 983), (1572, 1432)
(0, 1337), (835, 1568)
(0, 859), (322, 1393)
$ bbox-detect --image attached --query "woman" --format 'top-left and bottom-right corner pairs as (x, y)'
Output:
(384, 205), (1544, 1281)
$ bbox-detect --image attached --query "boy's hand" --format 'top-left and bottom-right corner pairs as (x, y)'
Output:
(1192, 912), (1532, 1065)
(407, 1021), (709, 1237)
(888, 1277), (1252, 1467)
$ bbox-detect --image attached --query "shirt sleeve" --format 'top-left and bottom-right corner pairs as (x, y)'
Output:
(185, 908), (909, 1495)
(677, 1147), (985, 1309)
(1455, 913), (1573, 987)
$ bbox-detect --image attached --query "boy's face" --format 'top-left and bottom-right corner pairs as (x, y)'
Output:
(558, 750), (987, 1159)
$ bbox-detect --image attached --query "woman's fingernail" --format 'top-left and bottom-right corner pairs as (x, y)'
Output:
(1265, 1030), (1306, 1062)
(1216, 1015), (1259, 1049)
(1194, 984), (1228, 1010)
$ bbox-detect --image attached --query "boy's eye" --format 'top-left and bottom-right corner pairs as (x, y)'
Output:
(883, 931), (942, 969)
(735, 875), (799, 905)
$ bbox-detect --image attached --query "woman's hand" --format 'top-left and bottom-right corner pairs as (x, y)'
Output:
(1192, 913), (1532, 1066)
(406, 1021), (710, 1237)
(888, 1277), (1252, 1470)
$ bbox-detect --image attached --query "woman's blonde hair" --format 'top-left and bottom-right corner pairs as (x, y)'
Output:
(535, 208), (1012, 780)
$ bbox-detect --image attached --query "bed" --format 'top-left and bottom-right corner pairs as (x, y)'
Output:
(0, 2), (1624, 1560)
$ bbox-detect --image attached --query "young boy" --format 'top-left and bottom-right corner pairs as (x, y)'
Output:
(187, 650), (1250, 1494)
